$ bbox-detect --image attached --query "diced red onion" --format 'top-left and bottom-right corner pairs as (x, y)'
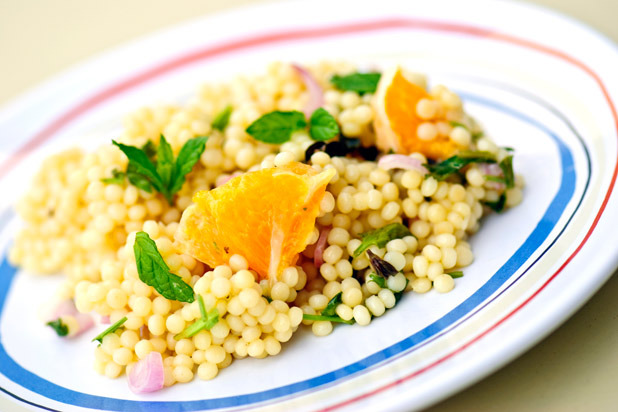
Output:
(73, 313), (95, 336)
(216, 172), (242, 187)
(378, 155), (429, 174)
(128, 351), (165, 394)
(313, 226), (331, 268)
(44, 299), (94, 336)
(479, 162), (502, 176)
(100, 316), (111, 324)
(292, 64), (324, 118)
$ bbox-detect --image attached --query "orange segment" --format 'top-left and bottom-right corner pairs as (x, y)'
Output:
(373, 67), (457, 160)
(175, 162), (335, 280)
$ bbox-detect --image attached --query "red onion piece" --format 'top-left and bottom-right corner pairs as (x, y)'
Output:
(313, 226), (332, 268)
(378, 155), (429, 174)
(128, 351), (165, 394)
(292, 64), (324, 118)
(216, 171), (242, 187)
(73, 313), (95, 336)
(44, 299), (94, 336)
(100, 316), (111, 324)
(479, 163), (506, 190)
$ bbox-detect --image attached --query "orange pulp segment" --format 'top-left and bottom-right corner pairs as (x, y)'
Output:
(373, 67), (457, 160)
(175, 162), (335, 281)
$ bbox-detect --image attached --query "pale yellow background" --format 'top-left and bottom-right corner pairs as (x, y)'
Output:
(1, 1), (617, 411)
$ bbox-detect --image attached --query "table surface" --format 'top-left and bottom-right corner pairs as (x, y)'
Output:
(1, 1), (617, 411)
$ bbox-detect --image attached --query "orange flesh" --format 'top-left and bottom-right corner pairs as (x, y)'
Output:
(175, 162), (334, 280)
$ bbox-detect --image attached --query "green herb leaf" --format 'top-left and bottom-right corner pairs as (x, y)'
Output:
(499, 155), (514, 188)
(321, 292), (342, 317)
(353, 223), (412, 257)
(503, 146), (515, 152)
(309, 108), (339, 141)
(101, 169), (126, 185)
(92, 316), (127, 344)
(302, 314), (354, 325)
(133, 231), (195, 303)
(246, 111), (307, 144)
(425, 150), (496, 181)
(141, 140), (157, 159)
(447, 271), (464, 278)
(484, 175), (505, 183)
(367, 249), (399, 278)
(112, 140), (165, 193)
(449, 121), (469, 130)
(156, 134), (175, 193)
(212, 105), (233, 131)
(168, 136), (208, 195)
(484, 193), (507, 213)
(126, 165), (153, 193)
(369, 273), (386, 288)
(47, 318), (69, 337)
(330, 72), (381, 94)
(174, 296), (219, 340)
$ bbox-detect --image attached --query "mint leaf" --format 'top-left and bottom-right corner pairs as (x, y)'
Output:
(212, 105), (232, 132)
(174, 295), (219, 340)
(246, 111), (307, 144)
(133, 231), (195, 303)
(499, 155), (514, 188)
(353, 223), (412, 257)
(425, 150), (496, 181)
(112, 140), (165, 193)
(47, 319), (69, 337)
(141, 140), (157, 160)
(309, 108), (339, 141)
(330, 72), (381, 94)
(302, 314), (354, 324)
(92, 317), (127, 344)
(101, 169), (126, 185)
(156, 134), (174, 196)
(126, 165), (153, 193)
(169, 136), (207, 195)
(447, 271), (464, 278)
(484, 193), (507, 213)
(321, 292), (342, 317)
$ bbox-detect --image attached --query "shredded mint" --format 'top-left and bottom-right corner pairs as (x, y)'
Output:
(425, 150), (496, 181)
(321, 292), (342, 317)
(174, 295), (219, 340)
(302, 314), (354, 324)
(246, 111), (307, 144)
(100, 169), (126, 185)
(499, 155), (515, 188)
(212, 105), (233, 132)
(309, 108), (339, 141)
(353, 223), (412, 257)
(141, 140), (157, 159)
(369, 273), (386, 288)
(484, 193), (507, 213)
(92, 317), (127, 344)
(447, 271), (464, 278)
(330, 72), (381, 94)
(47, 318), (69, 337)
(133, 231), (195, 303)
(111, 135), (207, 204)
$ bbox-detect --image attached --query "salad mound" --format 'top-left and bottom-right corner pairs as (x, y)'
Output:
(10, 61), (523, 391)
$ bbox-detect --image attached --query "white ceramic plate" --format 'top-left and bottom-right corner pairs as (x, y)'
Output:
(1, 0), (618, 411)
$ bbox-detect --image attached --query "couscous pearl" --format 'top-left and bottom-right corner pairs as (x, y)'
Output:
(384, 252), (406, 271)
(197, 362), (219, 380)
(434, 274), (455, 293)
(134, 340), (154, 360)
(352, 305), (371, 326)
(412, 278), (432, 293)
(312, 321), (333, 336)
(387, 273), (407, 292)
(342, 287), (363, 307)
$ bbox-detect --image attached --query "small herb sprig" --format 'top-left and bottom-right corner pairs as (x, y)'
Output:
(47, 319), (69, 337)
(246, 107), (339, 145)
(133, 231), (195, 303)
(105, 134), (207, 205)
(302, 292), (354, 324)
(212, 105), (233, 132)
(330, 72), (381, 94)
(92, 317), (127, 344)
(425, 150), (496, 181)
(174, 295), (219, 340)
(353, 223), (412, 257)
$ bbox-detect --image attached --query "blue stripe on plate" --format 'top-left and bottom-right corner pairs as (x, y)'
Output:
(0, 92), (578, 411)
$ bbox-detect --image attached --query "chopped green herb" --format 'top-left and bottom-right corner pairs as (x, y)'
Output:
(503, 146), (515, 152)
(309, 108), (339, 141)
(47, 318), (69, 337)
(245, 111), (307, 144)
(100, 169), (126, 185)
(212, 105), (233, 131)
(471, 131), (484, 141)
(367, 249), (399, 278)
(425, 150), (496, 181)
(369, 273), (386, 288)
(353, 223), (412, 257)
(112, 135), (207, 204)
(449, 120), (469, 130)
(447, 271), (464, 278)
(92, 316), (127, 344)
(133, 231), (195, 303)
(174, 295), (219, 340)
(499, 155), (514, 188)
(302, 314), (354, 324)
(141, 140), (157, 159)
(484, 175), (505, 183)
(330, 72), (381, 94)
(321, 292), (342, 317)
(484, 193), (507, 213)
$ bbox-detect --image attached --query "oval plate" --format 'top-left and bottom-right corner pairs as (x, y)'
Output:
(1, 0), (618, 411)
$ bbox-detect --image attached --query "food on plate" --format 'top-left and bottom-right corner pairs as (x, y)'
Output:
(9, 61), (524, 390)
